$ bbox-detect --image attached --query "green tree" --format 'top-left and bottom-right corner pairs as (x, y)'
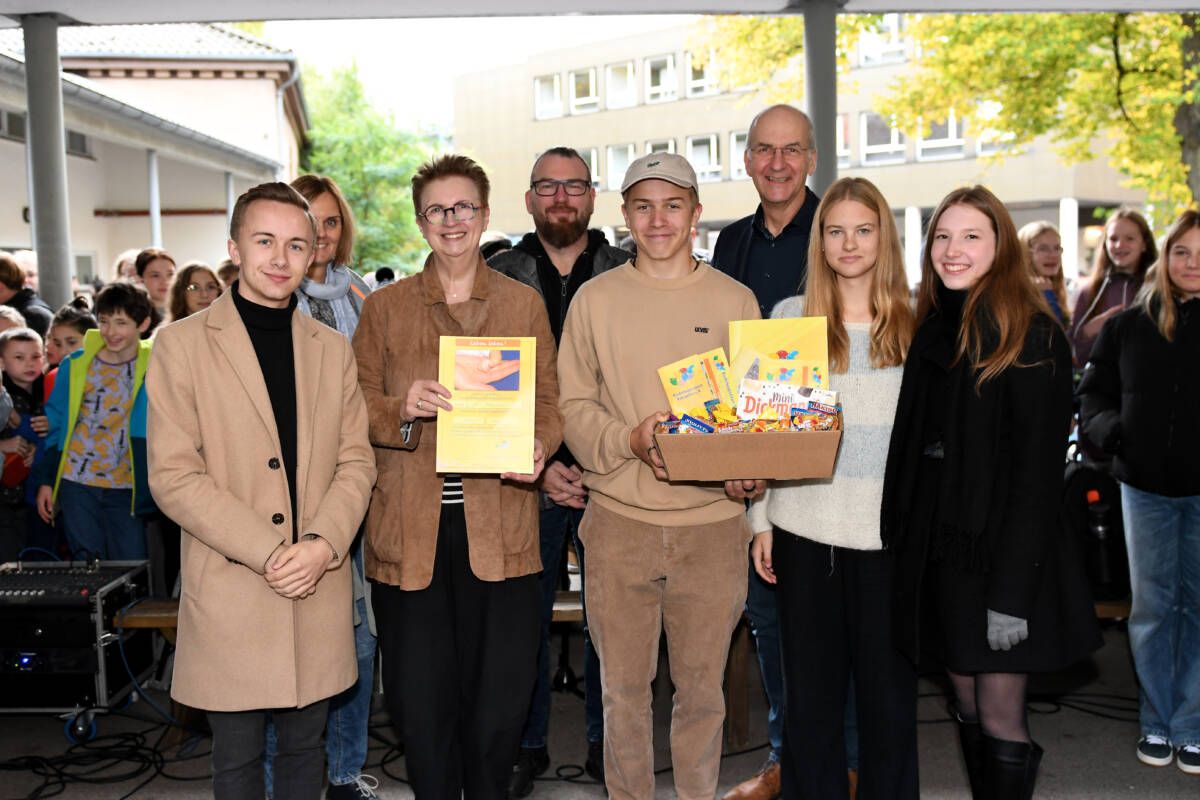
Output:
(693, 12), (1200, 214)
(302, 65), (431, 273)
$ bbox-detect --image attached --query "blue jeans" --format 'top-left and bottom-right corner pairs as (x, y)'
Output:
(57, 479), (146, 560)
(266, 548), (377, 791)
(746, 556), (785, 762)
(520, 502), (603, 748)
(1121, 483), (1200, 747)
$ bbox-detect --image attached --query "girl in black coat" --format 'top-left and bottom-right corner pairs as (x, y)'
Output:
(1077, 209), (1200, 775)
(882, 186), (1101, 799)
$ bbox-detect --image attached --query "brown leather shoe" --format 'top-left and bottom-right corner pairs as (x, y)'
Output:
(721, 760), (781, 800)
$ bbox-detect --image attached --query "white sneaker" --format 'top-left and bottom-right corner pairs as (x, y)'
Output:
(1177, 744), (1200, 775)
(1136, 735), (1174, 767)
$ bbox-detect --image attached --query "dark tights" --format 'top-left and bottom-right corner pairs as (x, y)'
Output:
(948, 670), (1029, 742)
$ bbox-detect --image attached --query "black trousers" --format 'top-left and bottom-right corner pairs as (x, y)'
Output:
(207, 700), (329, 800)
(373, 504), (540, 800)
(774, 530), (919, 800)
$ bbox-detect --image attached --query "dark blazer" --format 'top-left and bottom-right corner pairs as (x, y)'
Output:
(1077, 297), (1200, 497)
(710, 190), (820, 285)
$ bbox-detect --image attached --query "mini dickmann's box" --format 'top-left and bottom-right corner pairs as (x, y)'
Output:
(653, 413), (843, 482)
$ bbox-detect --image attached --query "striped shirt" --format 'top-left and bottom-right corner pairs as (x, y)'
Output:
(441, 474), (464, 505)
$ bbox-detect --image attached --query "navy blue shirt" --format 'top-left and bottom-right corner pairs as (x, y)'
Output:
(711, 189), (820, 318)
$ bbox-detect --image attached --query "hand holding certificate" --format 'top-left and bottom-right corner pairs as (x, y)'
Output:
(435, 336), (538, 474)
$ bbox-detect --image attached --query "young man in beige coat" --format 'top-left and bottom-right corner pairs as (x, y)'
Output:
(147, 182), (376, 800)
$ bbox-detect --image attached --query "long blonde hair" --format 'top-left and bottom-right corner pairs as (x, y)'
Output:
(803, 177), (914, 372)
(1137, 208), (1200, 342)
(917, 186), (1051, 387)
(1017, 220), (1070, 326)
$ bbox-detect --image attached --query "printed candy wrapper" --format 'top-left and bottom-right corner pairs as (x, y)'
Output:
(736, 379), (811, 421)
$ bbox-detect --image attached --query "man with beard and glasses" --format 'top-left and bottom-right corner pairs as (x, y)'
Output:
(488, 146), (629, 795)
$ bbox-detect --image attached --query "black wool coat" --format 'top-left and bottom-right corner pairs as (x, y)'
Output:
(883, 303), (1101, 671)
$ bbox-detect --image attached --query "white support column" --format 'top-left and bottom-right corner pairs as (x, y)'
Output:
(224, 171), (235, 232)
(22, 14), (72, 308)
(1059, 197), (1080, 284)
(147, 149), (162, 248)
(803, 0), (839, 195)
(905, 206), (923, 289)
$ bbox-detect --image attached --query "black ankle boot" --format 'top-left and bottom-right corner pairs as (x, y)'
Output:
(955, 715), (987, 799)
(983, 735), (1043, 800)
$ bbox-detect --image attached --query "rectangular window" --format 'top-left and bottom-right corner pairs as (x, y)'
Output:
(578, 147), (601, 188)
(534, 74), (562, 120)
(917, 111), (965, 161)
(1, 109), (27, 142)
(606, 144), (636, 189)
(569, 68), (599, 114)
(66, 130), (90, 157)
(730, 131), (749, 179)
(686, 133), (721, 182)
(73, 253), (96, 283)
(861, 112), (906, 165)
(858, 13), (907, 67)
(975, 100), (1016, 155)
(645, 55), (677, 103)
(645, 138), (675, 155)
(686, 51), (718, 97)
(605, 61), (636, 109)
(835, 114), (851, 168)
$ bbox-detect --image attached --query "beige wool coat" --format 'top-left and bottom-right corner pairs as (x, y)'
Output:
(147, 291), (376, 712)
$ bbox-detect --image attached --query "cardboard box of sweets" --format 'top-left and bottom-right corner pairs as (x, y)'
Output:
(652, 317), (843, 481)
(653, 413), (843, 481)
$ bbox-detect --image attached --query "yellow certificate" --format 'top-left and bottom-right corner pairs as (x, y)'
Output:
(435, 336), (536, 474)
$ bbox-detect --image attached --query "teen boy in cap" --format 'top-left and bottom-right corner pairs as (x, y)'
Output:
(557, 153), (760, 799)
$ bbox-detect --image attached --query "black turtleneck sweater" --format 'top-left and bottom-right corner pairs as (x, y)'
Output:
(231, 284), (299, 540)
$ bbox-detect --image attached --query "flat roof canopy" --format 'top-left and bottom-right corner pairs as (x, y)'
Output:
(0, 0), (1195, 27)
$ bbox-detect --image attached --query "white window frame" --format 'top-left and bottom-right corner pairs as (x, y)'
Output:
(835, 114), (851, 168)
(917, 111), (966, 161)
(568, 67), (599, 115)
(858, 13), (907, 67)
(533, 74), (563, 120)
(860, 112), (906, 165)
(686, 51), (718, 98)
(644, 54), (677, 104)
(578, 147), (601, 189)
(686, 133), (721, 183)
(605, 61), (637, 109)
(606, 143), (636, 190)
(645, 138), (676, 155)
(730, 131), (749, 179)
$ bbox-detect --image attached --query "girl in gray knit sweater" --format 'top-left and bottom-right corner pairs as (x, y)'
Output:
(748, 177), (919, 798)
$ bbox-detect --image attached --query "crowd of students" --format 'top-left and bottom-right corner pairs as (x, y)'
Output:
(1, 121), (1197, 800)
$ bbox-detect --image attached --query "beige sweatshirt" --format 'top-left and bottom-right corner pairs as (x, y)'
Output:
(558, 261), (760, 526)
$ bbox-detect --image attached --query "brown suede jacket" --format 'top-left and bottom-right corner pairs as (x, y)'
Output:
(353, 256), (562, 589)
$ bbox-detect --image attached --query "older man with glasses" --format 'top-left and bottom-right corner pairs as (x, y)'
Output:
(489, 146), (629, 796)
(710, 103), (822, 800)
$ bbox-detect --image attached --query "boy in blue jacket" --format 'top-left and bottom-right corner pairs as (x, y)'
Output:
(36, 283), (156, 559)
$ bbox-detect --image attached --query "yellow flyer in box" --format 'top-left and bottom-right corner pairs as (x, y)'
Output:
(729, 317), (829, 388)
(657, 347), (735, 417)
(436, 336), (536, 474)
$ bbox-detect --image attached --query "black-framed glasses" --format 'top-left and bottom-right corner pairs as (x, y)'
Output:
(418, 202), (480, 225)
(749, 143), (812, 160)
(531, 179), (591, 197)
